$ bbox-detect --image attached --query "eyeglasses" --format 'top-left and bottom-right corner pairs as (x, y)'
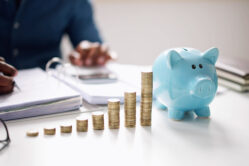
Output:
(0, 119), (10, 151)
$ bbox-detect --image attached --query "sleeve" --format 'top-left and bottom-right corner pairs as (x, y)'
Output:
(67, 0), (102, 47)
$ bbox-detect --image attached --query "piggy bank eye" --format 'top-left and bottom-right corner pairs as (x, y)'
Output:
(192, 64), (196, 69)
(199, 64), (203, 69)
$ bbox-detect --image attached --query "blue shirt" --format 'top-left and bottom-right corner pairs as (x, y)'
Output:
(0, 0), (102, 69)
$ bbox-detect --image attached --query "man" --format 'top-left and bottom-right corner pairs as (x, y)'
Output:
(0, 0), (112, 94)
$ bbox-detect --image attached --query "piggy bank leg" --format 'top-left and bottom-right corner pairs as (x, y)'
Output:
(194, 106), (210, 118)
(155, 100), (167, 110)
(168, 108), (185, 120)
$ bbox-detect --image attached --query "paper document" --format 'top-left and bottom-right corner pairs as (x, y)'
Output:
(0, 68), (82, 120)
(53, 63), (151, 104)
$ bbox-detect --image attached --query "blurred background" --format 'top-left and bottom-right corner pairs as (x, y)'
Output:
(61, 0), (249, 65)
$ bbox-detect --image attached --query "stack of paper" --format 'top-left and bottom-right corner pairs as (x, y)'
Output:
(216, 56), (249, 92)
(53, 63), (151, 104)
(0, 68), (82, 120)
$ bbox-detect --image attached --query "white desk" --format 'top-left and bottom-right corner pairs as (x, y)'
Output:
(1, 90), (249, 166)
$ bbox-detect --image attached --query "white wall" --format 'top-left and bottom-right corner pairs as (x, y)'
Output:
(62, 0), (249, 65)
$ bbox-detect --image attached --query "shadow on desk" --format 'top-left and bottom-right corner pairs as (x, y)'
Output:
(156, 109), (232, 149)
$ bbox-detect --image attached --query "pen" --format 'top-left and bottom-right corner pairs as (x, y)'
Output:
(0, 72), (21, 91)
(13, 81), (21, 91)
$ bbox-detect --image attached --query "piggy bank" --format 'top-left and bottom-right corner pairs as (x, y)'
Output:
(153, 47), (219, 120)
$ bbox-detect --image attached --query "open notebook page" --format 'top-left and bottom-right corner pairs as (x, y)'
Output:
(0, 68), (80, 111)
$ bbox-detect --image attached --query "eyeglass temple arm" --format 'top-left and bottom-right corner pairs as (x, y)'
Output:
(0, 119), (11, 142)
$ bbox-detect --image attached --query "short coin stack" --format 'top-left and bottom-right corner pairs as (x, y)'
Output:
(108, 99), (120, 129)
(92, 112), (104, 130)
(26, 130), (39, 137)
(140, 71), (153, 126)
(76, 116), (88, 132)
(44, 127), (56, 135)
(60, 124), (72, 133)
(124, 91), (136, 127)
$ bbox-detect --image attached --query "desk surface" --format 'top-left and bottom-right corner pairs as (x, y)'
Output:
(1, 90), (249, 166)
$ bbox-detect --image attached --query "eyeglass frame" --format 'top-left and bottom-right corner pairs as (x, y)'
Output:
(0, 118), (11, 151)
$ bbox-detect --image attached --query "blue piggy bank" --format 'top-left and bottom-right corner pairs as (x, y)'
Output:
(153, 47), (219, 120)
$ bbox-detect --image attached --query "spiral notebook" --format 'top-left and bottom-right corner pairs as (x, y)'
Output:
(0, 68), (82, 121)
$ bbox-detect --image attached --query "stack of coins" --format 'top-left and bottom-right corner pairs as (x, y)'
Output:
(26, 130), (39, 137)
(124, 91), (136, 127)
(92, 112), (104, 130)
(140, 71), (153, 126)
(44, 127), (56, 135)
(76, 116), (88, 132)
(60, 124), (72, 133)
(108, 98), (120, 129)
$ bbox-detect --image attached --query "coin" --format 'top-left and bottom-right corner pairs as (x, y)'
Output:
(60, 124), (72, 133)
(140, 71), (153, 126)
(124, 91), (136, 127)
(76, 116), (88, 132)
(44, 127), (56, 135)
(26, 130), (39, 137)
(92, 111), (104, 130)
(108, 98), (120, 129)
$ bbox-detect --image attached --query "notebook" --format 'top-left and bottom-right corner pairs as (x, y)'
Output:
(216, 56), (249, 85)
(51, 63), (150, 104)
(0, 68), (82, 120)
(218, 77), (249, 92)
(216, 69), (249, 85)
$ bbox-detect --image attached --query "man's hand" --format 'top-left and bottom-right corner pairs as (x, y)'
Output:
(0, 57), (18, 95)
(69, 41), (114, 67)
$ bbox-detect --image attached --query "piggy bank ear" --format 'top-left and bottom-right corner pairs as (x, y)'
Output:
(167, 50), (183, 69)
(202, 47), (219, 65)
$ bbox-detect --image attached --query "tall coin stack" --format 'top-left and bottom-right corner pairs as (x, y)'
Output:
(124, 91), (136, 127)
(92, 112), (104, 130)
(108, 98), (120, 129)
(140, 71), (153, 126)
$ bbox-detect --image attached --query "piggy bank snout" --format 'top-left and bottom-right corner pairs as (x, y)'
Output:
(192, 78), (215, 98)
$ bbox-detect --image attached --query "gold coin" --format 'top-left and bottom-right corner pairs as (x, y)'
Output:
(140, 71), (153, 126)
(76, 116), (88, 125)
(108, 98), (120, 107)
(76, 116), (88, 132)
(44, 127), (56, 135)
(125, 91), (136, 96)
(60, 124), (72, 133)
(77, 126), (88, 132)
(92, 112), (104, 130)
(26, 130), (39, 137)
(108, 98), (120, 129)
(124, 91), (137, 128)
